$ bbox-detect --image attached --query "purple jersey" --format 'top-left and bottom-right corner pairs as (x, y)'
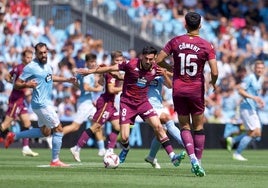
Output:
(100, 73), (120, 103)
(9, 63), (26, 104)
(163, 34), (216, 115)
(92, 73), (120, 124)
(118, 58), (158, 124)
(118, 58), (158, 104)
(6, 63), (28, 118)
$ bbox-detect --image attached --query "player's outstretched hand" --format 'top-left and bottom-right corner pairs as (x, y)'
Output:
(75, 68), (92, 76)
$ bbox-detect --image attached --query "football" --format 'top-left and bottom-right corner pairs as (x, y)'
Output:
(103, 153), (120, 169)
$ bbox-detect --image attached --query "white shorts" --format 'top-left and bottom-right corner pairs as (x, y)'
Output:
(154, 107), (170, 117)
(33, 105), (60, 129)
(73, 100), (96, 124)
(240, 109), (261, 131)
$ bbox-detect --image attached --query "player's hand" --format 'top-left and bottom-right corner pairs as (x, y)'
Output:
(68, 76), (77, 84)
(209, 81), (217, 91)
(156, 67), (167, 76)
(26, 79), (37, 88)
(254, 96), (265, 108)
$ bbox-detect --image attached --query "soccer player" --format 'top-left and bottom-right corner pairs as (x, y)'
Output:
(155, 12), (218, 176)
(61, 53), (105, 156)
(227, 60), (265, 161)
(0, 49), (39, 157)
(5, 42), (77, 167)
(145, 67), (185, 169)
(70, 50), (124, 162)
(76, 46), (185, 167)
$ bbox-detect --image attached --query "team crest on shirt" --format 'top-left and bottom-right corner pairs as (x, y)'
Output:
(45, 74), (52, 82)
(136, 77), (147, 88)
(149, 79), (158, 86)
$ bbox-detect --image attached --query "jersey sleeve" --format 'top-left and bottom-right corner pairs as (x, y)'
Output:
(19, 65), (33, 81)
(208, 43), (216, 60)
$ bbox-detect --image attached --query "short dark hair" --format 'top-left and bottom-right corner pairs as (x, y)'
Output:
(34, 42), (48, 52)
(185, 12), (201, 31)
(85, 53), (97, 61)
(142, 46), (157, 55)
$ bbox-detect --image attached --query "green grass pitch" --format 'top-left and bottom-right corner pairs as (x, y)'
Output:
(0, 148), (267, 188)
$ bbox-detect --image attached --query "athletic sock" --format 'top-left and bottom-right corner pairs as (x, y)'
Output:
(181, 129), (195, 156)
(77, 129), (95, 148)
(193, 129), (205, 160)
(107, 129), (119, 149)
(165, 120), (184, 147)
(236, 135), (252, 154)
(148, 136), (161, 159)
(52, 132), (63, 162)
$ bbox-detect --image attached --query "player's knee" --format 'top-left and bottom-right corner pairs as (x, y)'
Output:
(53, 124), (63, 133)
(41, 126), (51, 137)
(160, 114), (170, 123)
(254, 129), (261, 137)
(120, 134), (129, 143)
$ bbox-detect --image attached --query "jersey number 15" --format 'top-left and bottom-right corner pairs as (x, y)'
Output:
(179, 53), (198, 76)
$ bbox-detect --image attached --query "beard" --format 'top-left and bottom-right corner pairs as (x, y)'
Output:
(38, 57), (47, 64)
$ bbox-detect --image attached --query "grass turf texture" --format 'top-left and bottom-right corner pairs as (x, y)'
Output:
(0, 148), (267, 188)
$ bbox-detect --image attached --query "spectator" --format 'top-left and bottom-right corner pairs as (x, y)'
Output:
(58, 41), (76, 71)
(74, 49), (86, 68)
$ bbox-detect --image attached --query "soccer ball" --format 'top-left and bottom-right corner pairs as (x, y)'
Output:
(103, 153), (120, 169)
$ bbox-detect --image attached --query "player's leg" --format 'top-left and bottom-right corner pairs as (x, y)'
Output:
(118, 122), (130, 163)
(192, 113), (205, 163)
(146, 115), (185, 167)
(95, 128), (106, 156)
(5, 127), (44, 148)
(50, 123), (69, 167)
(106, 119), (120, 154)
(160, 112), (184, 147)
(178, 114), (204, 176)
(63, 100), (95, 135)
(0, 115), (13, 140)
(34, 106), (69, 167)
(20, 113), (39, 157)
(234, 109), (261, 161)
(70, 122), (101, 162)
(145, 136), (161, 169)
(62, 122), (81, 135)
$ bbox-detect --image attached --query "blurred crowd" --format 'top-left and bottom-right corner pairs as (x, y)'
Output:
(0, 0), (268, 132)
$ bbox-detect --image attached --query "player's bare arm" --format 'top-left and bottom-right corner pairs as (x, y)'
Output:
(157, 67), (172, 88)
(155, 50), (173, 72)
(4, 73), (12, 83)
(76, 64), (119, 76)
(208, 59), (218, 91)
(238, 86), (265, 108)
(14, 78), (37, 89)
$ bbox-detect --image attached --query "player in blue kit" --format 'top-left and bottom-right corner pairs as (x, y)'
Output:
(5, 42), (77, 167)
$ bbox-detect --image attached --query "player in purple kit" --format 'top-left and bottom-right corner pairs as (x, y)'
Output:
(76, 46), (185, 167)
(70, 51), (124, 162)
(0, 49), (39, 156)
(156, 12), (218, 176)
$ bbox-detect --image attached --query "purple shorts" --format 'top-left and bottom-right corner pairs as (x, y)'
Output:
(5, 101), (28, 119)
(92, 97), (119, 125)
(173, 95), (204, 116)
(119, 100), (157, 125)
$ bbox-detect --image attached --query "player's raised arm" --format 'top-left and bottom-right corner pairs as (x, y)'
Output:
(76, 63), (119, 76)
(156, 50), (173, 72)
